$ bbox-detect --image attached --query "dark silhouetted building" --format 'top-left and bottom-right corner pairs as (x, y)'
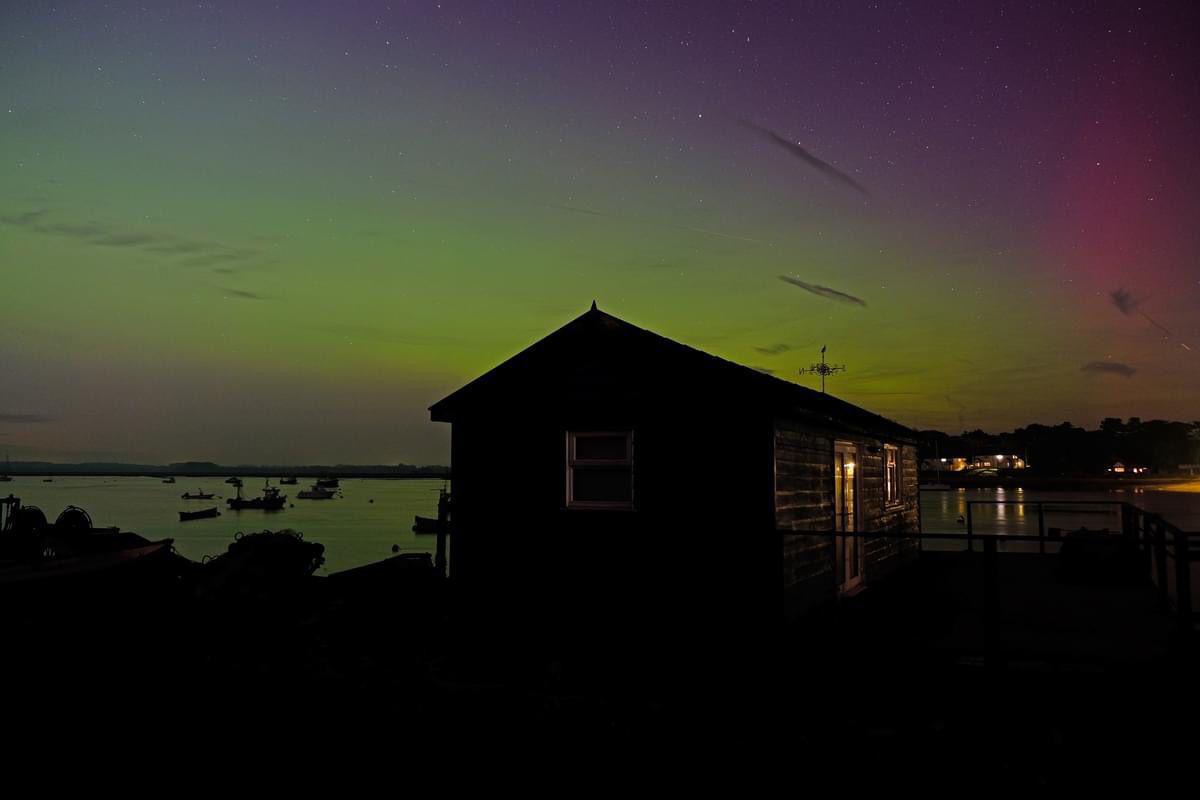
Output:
(430, 304), (920, 634)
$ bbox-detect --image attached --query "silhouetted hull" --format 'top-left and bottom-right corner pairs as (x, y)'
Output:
(179, 507), (220, 521)
(181, 492), (214, 500)
(316, 478), (339, 488)
(297, 489), (335, 499)
(0, 540), (175, 587)
(227, 496), (287, 510)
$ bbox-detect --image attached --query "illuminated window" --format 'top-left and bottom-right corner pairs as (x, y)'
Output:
(566, 431), (633, 510)
(884, 444), (902, 507)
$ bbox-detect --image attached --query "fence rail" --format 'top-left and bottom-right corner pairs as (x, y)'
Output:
(780, 498), (1197, 635)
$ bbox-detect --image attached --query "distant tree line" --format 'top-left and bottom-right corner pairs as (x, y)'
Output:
(3, 461), (450, 478)
(918, 418), (1200, 476)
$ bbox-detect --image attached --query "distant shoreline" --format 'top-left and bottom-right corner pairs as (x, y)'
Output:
(0, 465), (450, 480)
(919, 474), (1198, 492)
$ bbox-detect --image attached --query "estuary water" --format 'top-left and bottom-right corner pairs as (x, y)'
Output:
(3, 476), (1198, 573)
(1, 476), (447, 573)
(920, 483), (1200, 538)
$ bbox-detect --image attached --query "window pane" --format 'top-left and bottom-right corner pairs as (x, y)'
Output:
(573, 466), (632, 502)
(574, 434), (628, 461)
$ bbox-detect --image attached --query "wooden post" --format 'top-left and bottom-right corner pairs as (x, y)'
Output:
(983, 537), (998, 665)
(966, 503), (974, 553)
(1037, 502), (1046, 555)
(1173, 529), (1193, 633)
(1120, 504), (1134, 546)
(434, 487), (450, 578)
(1140, 509), (1153, 578)
(435, 527), (448, 578)
(1154, 518), (1169, 610)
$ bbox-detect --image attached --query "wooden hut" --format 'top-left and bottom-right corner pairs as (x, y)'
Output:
(430, 304), (920, 631)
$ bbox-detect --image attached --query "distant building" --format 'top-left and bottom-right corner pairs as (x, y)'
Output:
(920, 454), (1026, 472)
(970, 454), (1027, 470)
(430, 304), (922, 629)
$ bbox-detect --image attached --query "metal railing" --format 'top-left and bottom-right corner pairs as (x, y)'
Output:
(781, 498), (1197, 635)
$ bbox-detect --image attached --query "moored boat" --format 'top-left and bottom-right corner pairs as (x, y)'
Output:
(227, 481), (287, 511)
(297, 484), (336, 500)
(162, 476), (176, 484)
(315, 477), (339, 489)
(179, 507), (220, 521)
(181, 489), (215, 500)
(279, 477), (298, 485)
(0, 496), (180, 590)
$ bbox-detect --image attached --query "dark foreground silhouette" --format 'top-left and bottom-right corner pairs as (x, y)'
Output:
(1, 515), (1195, 784)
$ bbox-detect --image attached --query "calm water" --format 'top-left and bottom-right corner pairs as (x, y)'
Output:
(1, 476), (446, 573)
(920, 483), (1200, 537)
(4, 477), (1199, 573)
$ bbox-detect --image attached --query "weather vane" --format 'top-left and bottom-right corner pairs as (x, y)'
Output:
(800, 345), (845, 393)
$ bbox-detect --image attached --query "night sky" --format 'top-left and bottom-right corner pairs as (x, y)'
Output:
(2, 1), (1198, 464)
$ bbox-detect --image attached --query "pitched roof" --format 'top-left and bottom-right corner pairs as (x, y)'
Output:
(430, 304), (917, 442)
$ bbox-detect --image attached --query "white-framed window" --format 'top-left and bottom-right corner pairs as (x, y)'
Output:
(566, 431), (633, 510)
(884, 444), (902, 507)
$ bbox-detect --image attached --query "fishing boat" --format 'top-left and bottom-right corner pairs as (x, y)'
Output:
(226, 481), (287, 511)
(279, 477), (298, 485)
(0, 497), (179, 591)
(297, 484), (336, 500)
(179, 507), (220, 522)
(315, 477), (339, 489)
(162, 476), (176, 484)
(181, 490), (215, 500)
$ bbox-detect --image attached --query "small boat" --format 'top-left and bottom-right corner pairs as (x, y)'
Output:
(279, 477), (298, 485)
(181, 490), (215, 500)
(227, 482), (287, 511)
(42, 478), (53, 483)
(179, 507), (220, 522)
(162, 476), (176, 484)
(0, 475), (11, 483)
(316, 477), (339, 489)
(224, 476), (240, 484)
(413, 486), (452, 535)
(297, 485), (336, 500)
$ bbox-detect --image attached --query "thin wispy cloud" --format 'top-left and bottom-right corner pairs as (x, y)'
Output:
(778, 275), (867, 307)
(0, 413), (55, 424)
(1109, 287), (1192, 352)
(754, 343), (792, 356)
(734, 117), (869, 195)
(0, 208), (260, 271)
(1081, 361), (1136, 378)
(219, 287), (269, 301)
